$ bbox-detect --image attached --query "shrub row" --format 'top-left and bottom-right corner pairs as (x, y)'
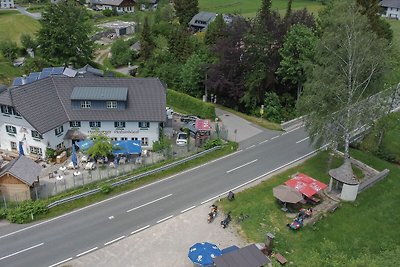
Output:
(5, 200), (48, 224)
(167, 89), (216, 119)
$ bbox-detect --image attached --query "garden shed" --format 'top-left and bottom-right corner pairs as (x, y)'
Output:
(0, 155), (41, 201)
(328, 160), (360, 201)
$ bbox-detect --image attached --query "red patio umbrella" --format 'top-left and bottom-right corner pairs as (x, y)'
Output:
(284, 173), (327, 198)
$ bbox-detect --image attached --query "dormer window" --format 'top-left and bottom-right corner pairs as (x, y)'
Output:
(138, 121), (150, 128)
(81, 101), (91, 109)
(107, 101), (117, 109)
(55, 126), (64, 136)
(114, 121), (126, 128)
(31, 130), (43, 139)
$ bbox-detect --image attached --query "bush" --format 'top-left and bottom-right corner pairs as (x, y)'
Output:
(6, 200), (48, 224)
(204, 138), (223, 150)
(100, 184), (113, 194)
(0, 208), (7, 219)
(45, 148), (56, 160)
(167, 89), (216, 119)
(102, 9), (117, 17)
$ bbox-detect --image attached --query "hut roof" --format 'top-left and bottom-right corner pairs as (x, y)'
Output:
(329, 159), (359, 185)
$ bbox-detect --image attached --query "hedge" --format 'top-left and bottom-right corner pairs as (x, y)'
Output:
(167, 89), (216, 119)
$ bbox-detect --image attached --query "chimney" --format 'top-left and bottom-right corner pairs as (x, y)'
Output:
(22, 75), (27, 85)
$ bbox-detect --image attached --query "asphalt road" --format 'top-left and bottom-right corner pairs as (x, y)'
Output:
(0, 126), (314, 267)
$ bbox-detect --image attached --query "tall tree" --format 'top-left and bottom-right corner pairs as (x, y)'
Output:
(206, 18), (250, 108)
(242, 0), (283, 111)
(277, 25), (317, 100)
(357, 0), (393, 41)
(174, 0), (199, 26)
(140, 16), (155, 61)
(37, 1), (93, 66)
(298, 0), (388, 160)
(168, 26), (193, 63)
(204, 14), (227, 46)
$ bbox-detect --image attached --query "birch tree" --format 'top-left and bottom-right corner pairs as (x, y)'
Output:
(298, 0), (388, 160)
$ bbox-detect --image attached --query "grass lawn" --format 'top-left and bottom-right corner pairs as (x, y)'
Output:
(0, 10), (40, 45)
(360, 111), (400, 164)
(215, 104), (282, 131)
(0, 55), (23, 85)
(218, 149), (399, 266)
(199, 0), (324, 18)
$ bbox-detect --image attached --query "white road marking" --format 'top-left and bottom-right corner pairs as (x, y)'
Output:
(259, 139), (269, 144)
(245, 145), (255, 150)
(126, 194), (173, 213)
(271, 135), (279, 140)
(181, 206), (196, 213)
(226, 159), (258, 174)
(201, 145), (328, 205)
(0, 149), (243, 240)
(48, 257), (72, 267)
(131, 225), (150, 235)
(76, 247), (98, 257)
(284, 125), (304, 134)
(0, 242), (44, 261)
(296, 137), (310, 144)
(108, 216), (114, 220)
(104, 235), (125, 246)
(156, 215), (173, 224)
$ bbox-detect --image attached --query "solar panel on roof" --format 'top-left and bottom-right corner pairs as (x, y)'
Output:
(52, 67), (64, 75)
(28, 72), (40, 78)
(12, 77), (23, 86)
(42, 67), (53, 72)
(38, 72), (51, 80)
(26, 77), (38, 84)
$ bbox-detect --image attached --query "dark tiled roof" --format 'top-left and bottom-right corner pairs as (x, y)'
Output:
(189, 12), (217, 27)
(380, 0), (400, 8)
(0, 155), (42, 186)
(91, 0), (125, 6)
(9, 76), (166, 134)
(11, 78), (69, 134)
(214, 244), (271, 267)
(71, 87), (128, 101)
(0, 88), (12, 106)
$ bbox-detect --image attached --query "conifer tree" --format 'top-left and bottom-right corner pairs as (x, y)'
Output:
(174, 0), (199, 26)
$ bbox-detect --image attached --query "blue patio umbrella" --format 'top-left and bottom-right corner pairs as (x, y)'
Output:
(18, 141), (25, 156)
(188, 242), (222, 266)
(76, 140), (94, 151)
(71, 144), (78, 167)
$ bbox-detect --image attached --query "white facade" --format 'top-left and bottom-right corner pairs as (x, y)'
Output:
(0, 0), (14, 8)
(0, 113), (160, 159)
(383, 7), (400, 19)
(95, 4), (134, 13)
(340, 183), (359, 201)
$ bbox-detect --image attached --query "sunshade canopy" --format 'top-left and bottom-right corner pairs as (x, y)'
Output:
(195, 119), (211, 131)
(285, 173), (327, 198)
(112, 140), (141, 155)
(188, 242), (222, 266)
(273, 185), (303, 203)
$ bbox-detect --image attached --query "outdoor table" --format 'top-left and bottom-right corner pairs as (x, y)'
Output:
(73, 171), (81, 176)
(56, 175), (64, 180)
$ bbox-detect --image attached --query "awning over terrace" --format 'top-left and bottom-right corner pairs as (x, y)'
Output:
(284, 173), (327, 198)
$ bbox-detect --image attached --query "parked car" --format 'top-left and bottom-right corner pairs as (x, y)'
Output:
(84, 162), (96, 170)
(176, 132), (188, 146)
(180, 115), (198, 123)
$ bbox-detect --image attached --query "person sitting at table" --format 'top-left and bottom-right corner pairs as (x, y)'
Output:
(305, 208), (313, 217)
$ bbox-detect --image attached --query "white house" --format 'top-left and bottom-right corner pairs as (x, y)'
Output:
(380, 0), (400, 20)
(90, 0), (135, 13)
(0, 0), (14, 8)
(0, 76), (166, 159)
